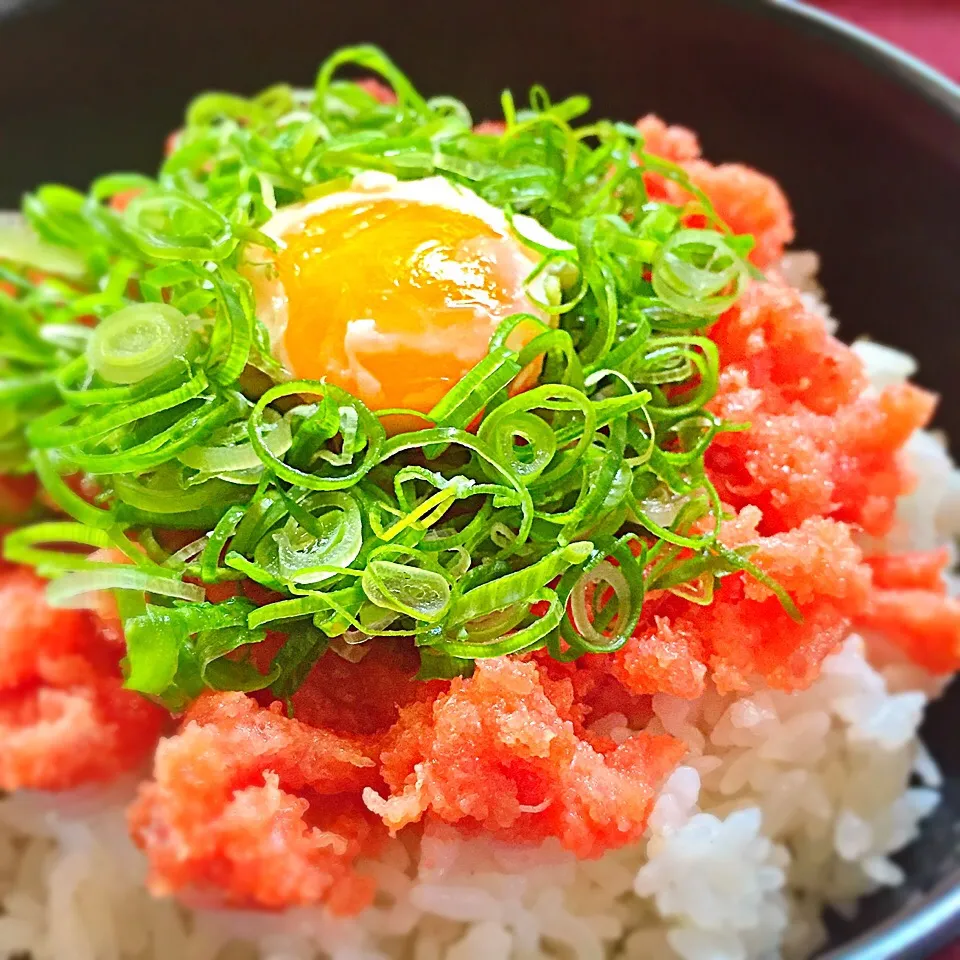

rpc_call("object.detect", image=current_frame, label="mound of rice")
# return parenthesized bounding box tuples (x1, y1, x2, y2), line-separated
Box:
(0, 260, 958, 960)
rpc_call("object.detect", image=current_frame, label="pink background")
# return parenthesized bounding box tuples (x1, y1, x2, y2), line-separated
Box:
(814, 0, 960, 81)
(813, 2, 959, 957)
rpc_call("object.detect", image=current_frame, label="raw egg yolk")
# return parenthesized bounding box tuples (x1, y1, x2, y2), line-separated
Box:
(274, 198, 542, 431)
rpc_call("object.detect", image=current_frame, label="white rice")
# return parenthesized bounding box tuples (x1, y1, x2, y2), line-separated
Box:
(1, 263, 959, 960)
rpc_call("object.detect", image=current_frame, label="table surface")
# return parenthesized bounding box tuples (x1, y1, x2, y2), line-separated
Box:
(814, 0, 960, 81)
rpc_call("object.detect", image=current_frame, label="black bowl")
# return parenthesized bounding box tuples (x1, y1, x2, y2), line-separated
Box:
(1, 0, 959, 955)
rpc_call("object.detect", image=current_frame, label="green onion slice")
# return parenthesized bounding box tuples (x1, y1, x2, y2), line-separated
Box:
(87, 303, 190, 385)
(362, 557, 452, 623)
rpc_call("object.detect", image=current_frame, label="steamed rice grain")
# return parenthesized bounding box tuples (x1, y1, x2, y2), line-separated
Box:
(0, 625, 946, 960)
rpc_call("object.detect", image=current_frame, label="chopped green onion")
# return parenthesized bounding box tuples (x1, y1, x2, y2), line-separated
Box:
(652, 229, 747, 318)
(0, 213, 86, 278)
(0, 46, 797, 704)
(87, 303, 190, 385)
(46, 567, 205, 608)
(362, 560, 452, 623)
(273, 491, 363, 585)
(179, 407, 292, 475)
(452, 541, 592, 625)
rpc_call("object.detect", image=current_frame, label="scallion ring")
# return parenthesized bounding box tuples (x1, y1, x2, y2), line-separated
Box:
(87, 303, 190, 385)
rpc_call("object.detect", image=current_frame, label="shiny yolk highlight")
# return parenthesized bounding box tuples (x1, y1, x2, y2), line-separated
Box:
(273, 198, 541, 430)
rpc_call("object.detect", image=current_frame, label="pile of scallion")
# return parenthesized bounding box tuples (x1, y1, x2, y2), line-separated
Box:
(0, 46, 796, 709)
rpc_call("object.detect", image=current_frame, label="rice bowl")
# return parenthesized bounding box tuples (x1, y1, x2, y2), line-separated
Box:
(0, 45, 958, 960)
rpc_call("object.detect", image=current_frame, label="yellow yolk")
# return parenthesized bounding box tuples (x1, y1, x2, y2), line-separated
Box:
(269, 196, 543, 431)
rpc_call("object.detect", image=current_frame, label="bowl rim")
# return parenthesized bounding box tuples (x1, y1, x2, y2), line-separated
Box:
(728, 6, 960, 958)
(763, 0, 960, 122)
(1, 0, 959, 957)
